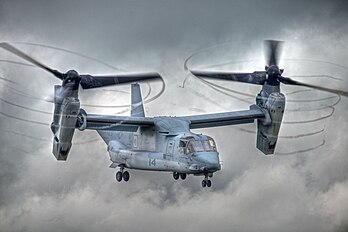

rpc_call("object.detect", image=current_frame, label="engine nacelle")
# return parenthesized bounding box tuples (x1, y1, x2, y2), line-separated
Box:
(52, 97, 80, 161)
(256, 92, 285, 155)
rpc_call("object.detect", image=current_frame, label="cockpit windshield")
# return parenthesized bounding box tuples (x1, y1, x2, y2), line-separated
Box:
(188, 140, 204, 153)
(203, 138, 217, 151)
(179, 136, 217, 154)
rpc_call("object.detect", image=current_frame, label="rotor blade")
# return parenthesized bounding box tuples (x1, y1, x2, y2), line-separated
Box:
(0, 42, 64, 80)
(189, 69, 267, 85)
(79, 72, 162, 89)
(264, 40, 284, 66)
(279, 76, 348, 97)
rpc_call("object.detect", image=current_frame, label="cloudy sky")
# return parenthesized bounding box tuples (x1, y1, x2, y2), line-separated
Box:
(0, 0, 348, 231)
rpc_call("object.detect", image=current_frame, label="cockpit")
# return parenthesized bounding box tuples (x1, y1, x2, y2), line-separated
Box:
(178, 135, 217, 154)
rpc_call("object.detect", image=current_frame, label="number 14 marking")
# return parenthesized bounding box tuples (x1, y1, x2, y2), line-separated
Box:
(149, 159, 156, 167)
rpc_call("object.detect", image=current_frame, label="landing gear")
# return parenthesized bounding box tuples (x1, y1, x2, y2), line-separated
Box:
(201, 173, 212, 188)
(173, 172, 179, 180)
(115, 166, 130, 182)
(206, 179, 212, 187)
(173, 172, 187, 180)
(202, 179, 207, 187)
(123, 171, 130, 182)
(116, 171, 123, 182)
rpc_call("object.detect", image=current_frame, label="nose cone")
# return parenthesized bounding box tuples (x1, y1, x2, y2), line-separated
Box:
(192, 152, 221, 171)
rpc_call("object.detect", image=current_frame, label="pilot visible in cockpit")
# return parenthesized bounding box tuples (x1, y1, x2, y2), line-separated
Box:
(187, 142, 194, 154)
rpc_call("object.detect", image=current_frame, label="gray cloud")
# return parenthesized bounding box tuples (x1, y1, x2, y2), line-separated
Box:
(1, 0, 348, 231)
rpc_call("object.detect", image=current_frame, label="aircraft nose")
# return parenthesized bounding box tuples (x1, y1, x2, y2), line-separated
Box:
(192, 152, 221, 171)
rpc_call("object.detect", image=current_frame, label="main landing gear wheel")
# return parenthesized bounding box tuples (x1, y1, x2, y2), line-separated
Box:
(115, 166, 130, 182)
(173, 172, 187, 180)
(123, 171, 130, 182)
(202, 179, 207, 187)
(173, 172, 179, 180)
(116, 171, 123, 182)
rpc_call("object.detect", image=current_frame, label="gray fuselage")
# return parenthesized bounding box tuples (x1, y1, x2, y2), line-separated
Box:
(100, 117, 221, 175)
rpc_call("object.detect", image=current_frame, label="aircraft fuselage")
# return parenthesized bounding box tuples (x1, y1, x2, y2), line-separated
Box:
(106, 125, 221, 175)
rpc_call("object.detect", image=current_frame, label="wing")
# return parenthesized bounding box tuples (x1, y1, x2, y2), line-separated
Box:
(83, 105, 265, 131)
(85, 114, 154, 132)
(79, 72, 162, 89)
(190, 70, 267, 85)
(179, 105, 265, 129)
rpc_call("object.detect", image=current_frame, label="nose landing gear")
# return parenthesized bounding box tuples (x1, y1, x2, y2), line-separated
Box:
(202, 173, 212, 188)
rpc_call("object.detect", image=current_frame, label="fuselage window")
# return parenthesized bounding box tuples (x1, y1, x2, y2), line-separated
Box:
(179, 140, 188, 153)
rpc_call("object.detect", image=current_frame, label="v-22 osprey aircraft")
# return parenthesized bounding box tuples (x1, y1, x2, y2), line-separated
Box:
(2, 41, 347, 188)
(68, 82, 265, 188)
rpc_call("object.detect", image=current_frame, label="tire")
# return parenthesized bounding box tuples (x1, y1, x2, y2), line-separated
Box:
(206, 179, 212, 187)
(173, 172, 179, 180)
(202, 180, 206, 188)
(116, 171, 123, 182)
(180, 173, 187, 180)
(123, 171, 130, 182)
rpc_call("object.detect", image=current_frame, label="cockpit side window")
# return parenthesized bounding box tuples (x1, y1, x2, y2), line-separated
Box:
(178, 140, 188, 154)
(179, 140, 187, 147)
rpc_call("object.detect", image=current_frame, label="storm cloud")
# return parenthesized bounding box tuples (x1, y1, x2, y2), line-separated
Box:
(0, 0, 348, 232)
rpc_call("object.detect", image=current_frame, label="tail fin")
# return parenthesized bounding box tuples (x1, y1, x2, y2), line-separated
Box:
(131, 83, 145, 117)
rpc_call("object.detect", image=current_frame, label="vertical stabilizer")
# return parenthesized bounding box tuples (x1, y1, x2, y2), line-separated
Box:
(131, 83, 145, 117)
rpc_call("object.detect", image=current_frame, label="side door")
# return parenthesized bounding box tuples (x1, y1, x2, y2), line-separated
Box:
(165, 139, 175, 161)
